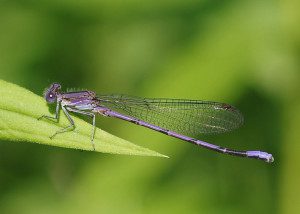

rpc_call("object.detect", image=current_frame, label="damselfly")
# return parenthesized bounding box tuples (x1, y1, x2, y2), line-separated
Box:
(38, 83, 274, 163)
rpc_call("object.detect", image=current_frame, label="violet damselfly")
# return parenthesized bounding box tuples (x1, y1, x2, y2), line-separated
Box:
(38, 83, 274, 163)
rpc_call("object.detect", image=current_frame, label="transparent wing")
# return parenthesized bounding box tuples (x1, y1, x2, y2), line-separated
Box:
(96, 94, 244, 136)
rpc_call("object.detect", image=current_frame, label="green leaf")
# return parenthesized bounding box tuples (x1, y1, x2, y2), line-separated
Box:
(0, 79, 167, 158)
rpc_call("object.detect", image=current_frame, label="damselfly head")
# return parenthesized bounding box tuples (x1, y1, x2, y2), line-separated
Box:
(44, 82, 61, 103)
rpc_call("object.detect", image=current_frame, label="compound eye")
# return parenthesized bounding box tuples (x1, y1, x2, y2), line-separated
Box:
(46, 92, 56, 103)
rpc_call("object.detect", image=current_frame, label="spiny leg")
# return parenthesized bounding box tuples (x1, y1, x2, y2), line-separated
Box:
(50, 105, 75, 139)
(38, 101, 61, 122)
(66, 107, 96, 151)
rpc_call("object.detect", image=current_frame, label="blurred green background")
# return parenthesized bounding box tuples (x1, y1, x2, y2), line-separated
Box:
(0, 0, 299, 213)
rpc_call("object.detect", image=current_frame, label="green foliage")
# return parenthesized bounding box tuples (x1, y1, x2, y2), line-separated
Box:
(0, 79, 167, 157)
